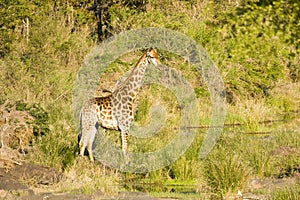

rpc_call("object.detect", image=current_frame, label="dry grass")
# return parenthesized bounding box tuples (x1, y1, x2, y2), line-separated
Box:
(0, 101, 34, 169)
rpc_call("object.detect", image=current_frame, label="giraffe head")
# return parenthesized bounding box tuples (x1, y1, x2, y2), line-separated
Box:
(145, 48, 161, 67)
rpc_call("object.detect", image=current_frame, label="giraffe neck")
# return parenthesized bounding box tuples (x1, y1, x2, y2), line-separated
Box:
(113, 53, 149, 98)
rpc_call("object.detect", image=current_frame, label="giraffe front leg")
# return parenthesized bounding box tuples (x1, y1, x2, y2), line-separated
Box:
(121, 129, 129, 155)
(121, 129, 129, 163)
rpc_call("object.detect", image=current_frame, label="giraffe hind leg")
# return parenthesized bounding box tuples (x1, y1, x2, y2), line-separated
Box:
(87, 123, 97, 162)
(79, 105, 98, 161)
(78, 132, 85, 156)
(79, 137, 94, 162)
(79, 126, 96, 161)
(79, 141, 85, 157)
(87, 144, 94, 162)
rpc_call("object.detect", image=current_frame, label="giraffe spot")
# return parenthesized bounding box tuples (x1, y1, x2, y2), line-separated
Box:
(117, 93, 121, 99)
(121, 98, 127, 104)
(122, 91, 128, 96)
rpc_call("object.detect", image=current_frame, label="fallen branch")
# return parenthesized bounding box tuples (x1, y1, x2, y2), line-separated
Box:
(180, 119, 286, 130)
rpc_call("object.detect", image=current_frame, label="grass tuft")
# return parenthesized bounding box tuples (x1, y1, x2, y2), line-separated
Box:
(204, 147, 251, 197)
(270, 184, 300, 200)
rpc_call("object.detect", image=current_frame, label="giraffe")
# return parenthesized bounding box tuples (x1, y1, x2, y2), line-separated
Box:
(78, 48, 161, 161)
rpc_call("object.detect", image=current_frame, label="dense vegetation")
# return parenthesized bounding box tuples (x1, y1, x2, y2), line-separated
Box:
(0, 0, 299, 199)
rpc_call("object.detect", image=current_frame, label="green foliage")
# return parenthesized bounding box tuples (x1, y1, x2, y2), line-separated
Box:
(0, 0, 94, 171)
(0, 0, 51, 57)
(206, 0, 300, 98)
(29, 102, 78, 170)
(29, 104, 50, 136)
(14, 101, 50, 136)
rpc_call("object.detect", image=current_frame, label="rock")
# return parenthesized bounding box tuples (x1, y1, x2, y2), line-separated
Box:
(19, 193, 92, 200)
(9, 162, 63, 185)
(0, 168, 35, 199)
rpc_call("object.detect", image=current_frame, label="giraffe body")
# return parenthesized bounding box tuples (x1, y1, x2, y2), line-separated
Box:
(78, 49, 161, 161)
